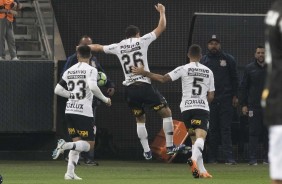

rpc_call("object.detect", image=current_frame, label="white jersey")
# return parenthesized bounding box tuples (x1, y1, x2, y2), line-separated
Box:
(103, 32, 157, 86)
(62, 62, 98, 117)
(168, 62, 215, 112)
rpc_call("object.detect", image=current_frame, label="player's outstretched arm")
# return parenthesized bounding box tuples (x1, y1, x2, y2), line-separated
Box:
(132, 66, 171, 83)
(88, 44, 104, 52)
(153, 3, 166, 38)
(89, 81, 112, 106)
(54, 83, 70, 98)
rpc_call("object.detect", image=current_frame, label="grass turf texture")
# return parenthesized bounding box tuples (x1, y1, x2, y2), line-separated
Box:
(0, 160, 269, 184)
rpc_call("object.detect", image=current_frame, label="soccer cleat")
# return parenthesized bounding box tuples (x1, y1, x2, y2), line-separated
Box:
(143, 150, 152, 160)
(52, 139, 66, 159)
(200, 171, 213, 178)
(166, 144, 191, 155)
(64, 173, 82, 180)
(248, 160, 258, 166)
(84, 159, 99, 166)
(187, 158, 200, 178)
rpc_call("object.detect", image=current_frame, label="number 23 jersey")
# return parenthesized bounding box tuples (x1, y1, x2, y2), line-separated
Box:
(168, 62, 215, 112)
(103, 32, 157, 86)
(62, 62, 98, 117)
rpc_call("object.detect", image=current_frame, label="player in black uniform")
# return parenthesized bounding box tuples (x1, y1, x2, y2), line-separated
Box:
(263, 1, 282, 183)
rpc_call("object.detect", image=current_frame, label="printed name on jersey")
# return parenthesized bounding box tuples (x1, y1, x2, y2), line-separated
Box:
(265, 10, 280, 26)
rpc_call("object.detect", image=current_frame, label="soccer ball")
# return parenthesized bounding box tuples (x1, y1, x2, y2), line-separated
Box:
(0, 175, 3, 184)
(97, 71, 107, 86)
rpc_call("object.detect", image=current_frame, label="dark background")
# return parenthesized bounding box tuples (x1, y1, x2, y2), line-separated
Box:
(0, 0, 275, 161)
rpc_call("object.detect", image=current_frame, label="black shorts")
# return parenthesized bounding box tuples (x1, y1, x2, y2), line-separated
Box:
(65, 113, 96, 141)
(125, 83, 168, 117)
(182, 109, 209, 132)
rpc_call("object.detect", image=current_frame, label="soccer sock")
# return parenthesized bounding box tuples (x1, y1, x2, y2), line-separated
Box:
(67, 150, 80, 175)
(137, 123, 150, 152)
(191, 138, 204, 161)
(197, 155, 207, 173)
(163, 117, 174, 147)
(62, 140, 90, 152)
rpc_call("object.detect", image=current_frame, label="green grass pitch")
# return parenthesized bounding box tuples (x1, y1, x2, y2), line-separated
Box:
(0, 160, 269, 184)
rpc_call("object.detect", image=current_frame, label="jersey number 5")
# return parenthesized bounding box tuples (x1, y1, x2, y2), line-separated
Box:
(122, 52, 144, 74)
(192, 77, 203, 95)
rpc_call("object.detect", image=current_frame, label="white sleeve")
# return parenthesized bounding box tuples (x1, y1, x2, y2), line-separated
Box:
(209, 71, 215, 92)
(54, 84, 70, 98)
(87, 68, 109, 103)
(141, 32, 157, 46)
(167, 66, 185, 81)
(103, 43, 119, 55)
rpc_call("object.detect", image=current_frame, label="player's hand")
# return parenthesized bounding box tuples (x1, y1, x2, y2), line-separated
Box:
(107, 88, 115, 96)
(105, 98, 112, 106)
(242, 106, 248, 116)
(155, 3, 165, 13)
(131, 66, 145, 75)
(232, 96, 238, 107)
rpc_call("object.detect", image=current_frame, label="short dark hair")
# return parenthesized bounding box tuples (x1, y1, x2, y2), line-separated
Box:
(188, 44, 202, 57)
(77, 45, 91, 59)
(256, 45, 265, 51)
(125, 25, 140, 38)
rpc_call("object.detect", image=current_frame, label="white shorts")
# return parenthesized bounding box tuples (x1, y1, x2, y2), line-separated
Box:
(269, 125, 282, 180)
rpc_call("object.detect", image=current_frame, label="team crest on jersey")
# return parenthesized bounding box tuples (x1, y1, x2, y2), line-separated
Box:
(191, 119, 202, 125)
(220, 60, 227, 67)
(248, 111, 254, 117)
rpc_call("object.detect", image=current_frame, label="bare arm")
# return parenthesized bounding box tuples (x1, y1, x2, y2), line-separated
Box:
(152, 3, 166, 38)
(88, 44, 104, 52)
(207, 91, 214, 103)
(131, 66, 172, 83)
(54, 84, 70, 98)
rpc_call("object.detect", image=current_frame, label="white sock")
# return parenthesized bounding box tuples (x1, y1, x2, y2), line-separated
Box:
(197, 156, 207, 173)
(191, 138, 204, 161)
(67, 150, 80, 175)
(163, 117, 174, 147)
(137, 123, 150, 152)
(62, 140, 90, 152)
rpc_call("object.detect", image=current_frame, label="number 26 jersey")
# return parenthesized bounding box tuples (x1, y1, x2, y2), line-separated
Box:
(103, 32, 157, 86)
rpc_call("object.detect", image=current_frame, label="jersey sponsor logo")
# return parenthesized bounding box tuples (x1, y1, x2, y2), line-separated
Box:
(153, 104, 165, 111)
(132, 109, 143, 116)
(191, 119, 202, 126)
(66, 102, 84, 109)
(127, 75, 147, 83)
(68, 128, 76, 135)
(121, 46, 141, 54)
(220, 60, 227, 67)
(77, 130, 89, 137)
(188, 68, 210, 73)
(67, 70, 86, 74)
(188, 72, 209, 78)
(185, 99, 205, 105)
(67, 75, 86, 79)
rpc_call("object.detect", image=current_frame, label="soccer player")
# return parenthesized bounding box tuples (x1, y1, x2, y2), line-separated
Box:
(62, 35, 115, 166)
(132, 44, 215, 178)
(52, 45, 111, 180)
(88, 3, 187, 160)
(263, 1, 282, 183)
